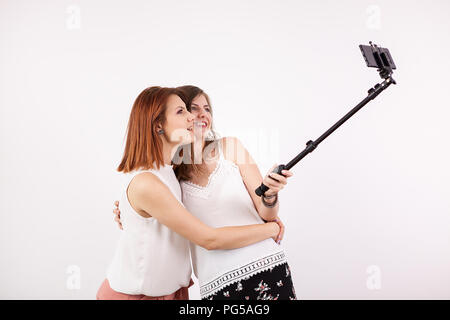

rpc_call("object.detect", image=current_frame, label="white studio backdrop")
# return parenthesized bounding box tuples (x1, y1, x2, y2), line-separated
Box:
(1, 0, 449, 299)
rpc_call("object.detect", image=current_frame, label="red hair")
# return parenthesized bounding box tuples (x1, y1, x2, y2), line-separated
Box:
(117, 86, 183, 173)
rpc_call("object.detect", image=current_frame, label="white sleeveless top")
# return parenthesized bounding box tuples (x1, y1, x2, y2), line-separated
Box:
(180, 141, 287, 299)
(106, 164, 192, 296)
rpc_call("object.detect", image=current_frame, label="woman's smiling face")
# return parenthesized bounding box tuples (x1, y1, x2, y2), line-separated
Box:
(161, 94, 194, 145)
(190, 94, 212, 138)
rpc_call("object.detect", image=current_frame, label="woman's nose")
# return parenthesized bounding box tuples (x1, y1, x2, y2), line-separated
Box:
(197, 109, 206, 118)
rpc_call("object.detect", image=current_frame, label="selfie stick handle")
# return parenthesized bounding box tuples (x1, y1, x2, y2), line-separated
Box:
(255, 76, 396, 197)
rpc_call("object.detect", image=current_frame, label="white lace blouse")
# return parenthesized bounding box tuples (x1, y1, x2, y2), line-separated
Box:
(180, 142, 287, 299)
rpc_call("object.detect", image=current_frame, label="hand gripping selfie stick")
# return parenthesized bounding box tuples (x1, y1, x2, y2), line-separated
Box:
(255, 41, 397, 197)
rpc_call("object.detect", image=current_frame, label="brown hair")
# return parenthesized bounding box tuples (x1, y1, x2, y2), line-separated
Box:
(173, 85, 219, 181)
(117, 86, 184, 173)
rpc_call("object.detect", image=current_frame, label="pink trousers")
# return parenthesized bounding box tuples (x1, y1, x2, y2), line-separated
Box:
(96, 278, 194, 300)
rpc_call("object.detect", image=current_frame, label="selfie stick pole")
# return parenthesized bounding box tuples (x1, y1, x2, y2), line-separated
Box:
(255, 74, 396, 197)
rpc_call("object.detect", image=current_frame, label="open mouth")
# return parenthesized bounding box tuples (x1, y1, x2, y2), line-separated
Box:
(194, 121, 208, 128)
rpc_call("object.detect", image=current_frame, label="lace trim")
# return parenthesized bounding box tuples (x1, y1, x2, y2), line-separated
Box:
(200, 251, 287, 299)
(181, 157, 240, 199)
(182, 158, 221, 190)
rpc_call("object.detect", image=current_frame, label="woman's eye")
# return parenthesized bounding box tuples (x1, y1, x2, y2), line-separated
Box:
(177, 109, 183, 114)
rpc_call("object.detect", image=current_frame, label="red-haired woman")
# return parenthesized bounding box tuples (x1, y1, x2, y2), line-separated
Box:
(96, 86, 282, 300)
(114, 86, 297, 300)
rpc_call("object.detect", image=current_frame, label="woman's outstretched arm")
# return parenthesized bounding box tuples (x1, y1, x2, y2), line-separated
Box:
(128, 172, 280, 250)
(222, 136, 294, 222)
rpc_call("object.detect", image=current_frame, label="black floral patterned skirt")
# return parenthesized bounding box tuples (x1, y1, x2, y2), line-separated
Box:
(202, 262, 297, 300)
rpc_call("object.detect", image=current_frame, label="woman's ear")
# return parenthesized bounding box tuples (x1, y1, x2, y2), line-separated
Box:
(155, 120, 163, 132)
(155, 121, 165, 135)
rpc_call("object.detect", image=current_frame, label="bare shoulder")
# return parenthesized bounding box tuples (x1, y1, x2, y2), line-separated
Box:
(129, 171, 169, 198)
(127, 171, 172, 218)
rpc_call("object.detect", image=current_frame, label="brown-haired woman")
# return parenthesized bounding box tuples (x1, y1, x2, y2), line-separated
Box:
(97, 86, 282, 300)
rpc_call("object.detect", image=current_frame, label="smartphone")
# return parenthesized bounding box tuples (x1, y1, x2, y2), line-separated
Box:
(359, 44, 396, 70)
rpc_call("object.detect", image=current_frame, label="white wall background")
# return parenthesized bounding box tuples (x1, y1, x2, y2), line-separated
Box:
(1, 0, 449, 299)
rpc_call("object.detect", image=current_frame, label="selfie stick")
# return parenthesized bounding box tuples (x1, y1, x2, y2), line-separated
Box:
(255, 42, 397, 197)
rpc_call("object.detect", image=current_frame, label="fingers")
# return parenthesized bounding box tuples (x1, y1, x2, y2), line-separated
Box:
(278, 222, 284, 242)
(270, 170, 294, 183)
(113, 205, 122, 230)
(263, 177, 283, 194)
(277, 218, 285, 244)
(269, 172, 287, 185)
(113, 200, 120, 218)
(263, 165, 294, 196)
(278, 222, 285, 243)
(114, 216, 123, 229)
(281, 169, 293, 177)
(264, 173, 282, 187)
(114, 216, 123, 230)
(267, 165, 293, 178)
(274, 218, 285, 244)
